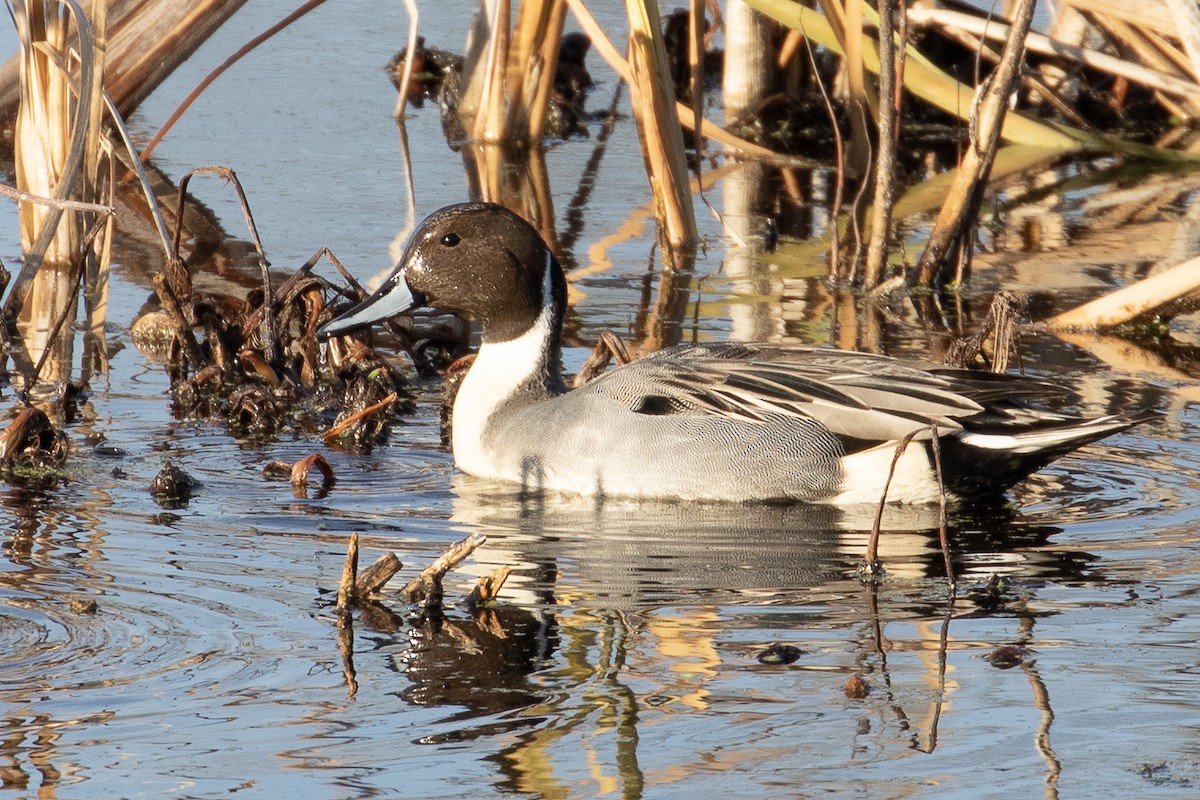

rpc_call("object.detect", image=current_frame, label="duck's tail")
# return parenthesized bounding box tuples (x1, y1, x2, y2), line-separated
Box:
(942, 413, 1149, 497)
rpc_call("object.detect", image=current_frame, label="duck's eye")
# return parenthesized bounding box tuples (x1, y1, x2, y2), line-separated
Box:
(441, 233, 461, 247)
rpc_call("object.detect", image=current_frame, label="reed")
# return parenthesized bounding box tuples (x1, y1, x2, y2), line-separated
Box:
(624, 0, 697, 253)
(914, 0, 1037, 287)
(863, 0, 899, 289)
(5, 0, 112, 390)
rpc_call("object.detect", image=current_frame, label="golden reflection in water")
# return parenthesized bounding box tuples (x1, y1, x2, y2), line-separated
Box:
(0, 484, 112, 796)
(11, 262, 77, 391)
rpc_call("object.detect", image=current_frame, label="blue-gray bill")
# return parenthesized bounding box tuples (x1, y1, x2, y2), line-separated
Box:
(316, 270, 424, 340)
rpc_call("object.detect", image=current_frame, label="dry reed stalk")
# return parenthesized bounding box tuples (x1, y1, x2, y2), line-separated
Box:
(7, 0, 114, 390)
(914, 0, 1036, 288)
(686, 0, 705, 160)
(566, 0, 787, 161)
(507, 0, 567, 143)
(864, 0, 899, 289)
(1142, 26, 1196, 82)
(624, 0, 697, 253)
(0, 0, 250, 126)
(1062, 0, 1173, 34)
(13, 2, 78, 266)
(815, 0, 872, 278)
(1165, 0, 1200, 79)
(908, 6, 1200, 103)
(468, 0, 511, 142)
(394, 0, 419, 117)
(1047, 253, 1200, 330)
(743, 0, 1078, 149)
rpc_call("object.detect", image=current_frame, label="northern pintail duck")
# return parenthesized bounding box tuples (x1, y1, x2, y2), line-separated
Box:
(318, 202, 1143, 504)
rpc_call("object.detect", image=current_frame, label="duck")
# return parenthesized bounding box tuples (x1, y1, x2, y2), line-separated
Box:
(317, 202, 1145, 505)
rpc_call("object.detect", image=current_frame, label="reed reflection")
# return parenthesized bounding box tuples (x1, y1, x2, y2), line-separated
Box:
(377, 480, 1108, 799)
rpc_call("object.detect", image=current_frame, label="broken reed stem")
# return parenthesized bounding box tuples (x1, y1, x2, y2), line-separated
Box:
(356, 553, 402, 598)
(943, 290, 1026, 370)
(0, 183, 113, 214)
(337, 532, 359, 614)
(103, 94, 172, 259)
(624, 0, 697, 254)
(913, 0, 1036, 287)
(1047, 252, 1200, 330)
(152, 273, 206, 371)
(469, 564, 511, 607)
(177, 166, 278, 364)
(400, 533, 487, 604)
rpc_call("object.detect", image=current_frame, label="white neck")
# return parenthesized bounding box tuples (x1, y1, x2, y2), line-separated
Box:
(450, 299, 559, 477)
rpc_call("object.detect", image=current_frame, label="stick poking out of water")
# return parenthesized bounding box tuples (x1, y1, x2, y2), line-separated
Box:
(401, 533, 488, 604)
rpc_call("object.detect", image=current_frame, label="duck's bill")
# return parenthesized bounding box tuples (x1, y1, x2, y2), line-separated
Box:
(317, 273, 424, 340)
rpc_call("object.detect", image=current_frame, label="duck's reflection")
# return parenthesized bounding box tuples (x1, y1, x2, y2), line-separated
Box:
(388, 478, 1098, 798)
(447, 476, 1093, 608)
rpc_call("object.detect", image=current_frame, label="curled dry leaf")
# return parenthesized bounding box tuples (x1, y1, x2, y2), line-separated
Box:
(291, 452, 335, 489)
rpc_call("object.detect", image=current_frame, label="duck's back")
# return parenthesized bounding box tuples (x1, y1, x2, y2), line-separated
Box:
(455, 342, 1139, 504)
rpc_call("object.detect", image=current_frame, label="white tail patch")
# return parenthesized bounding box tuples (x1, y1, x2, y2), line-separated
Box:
(832, 442, 939, 505)
(958, 416, 1126, 454)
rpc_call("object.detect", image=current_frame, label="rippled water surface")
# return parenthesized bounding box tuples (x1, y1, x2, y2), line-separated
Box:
(2, 3, 1200, 798)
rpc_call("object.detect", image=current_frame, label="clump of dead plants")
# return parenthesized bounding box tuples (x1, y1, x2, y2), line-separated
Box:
(138, 166, 424, 448)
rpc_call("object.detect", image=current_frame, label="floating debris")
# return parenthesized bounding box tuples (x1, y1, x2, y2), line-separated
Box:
(986, 645, 1027, 669)
(757, 643, 803, 665)
(262, 453, 335, 498)
(0, 406, 68, 483)
(843, 673, 870, 699)
(149, 461, 197, 507)
(69, 598, 98, 615)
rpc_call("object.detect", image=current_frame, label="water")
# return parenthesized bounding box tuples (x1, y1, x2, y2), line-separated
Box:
(1, 2, 1199, 798)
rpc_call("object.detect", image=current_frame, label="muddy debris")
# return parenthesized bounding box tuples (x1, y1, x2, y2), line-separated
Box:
(757, 643, 803, 665)
(149, 461, 197, 507)
(986, 645, 1028, 669)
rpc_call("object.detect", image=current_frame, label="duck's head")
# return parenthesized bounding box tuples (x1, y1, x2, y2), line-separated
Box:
(317, 202, 566, 344)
